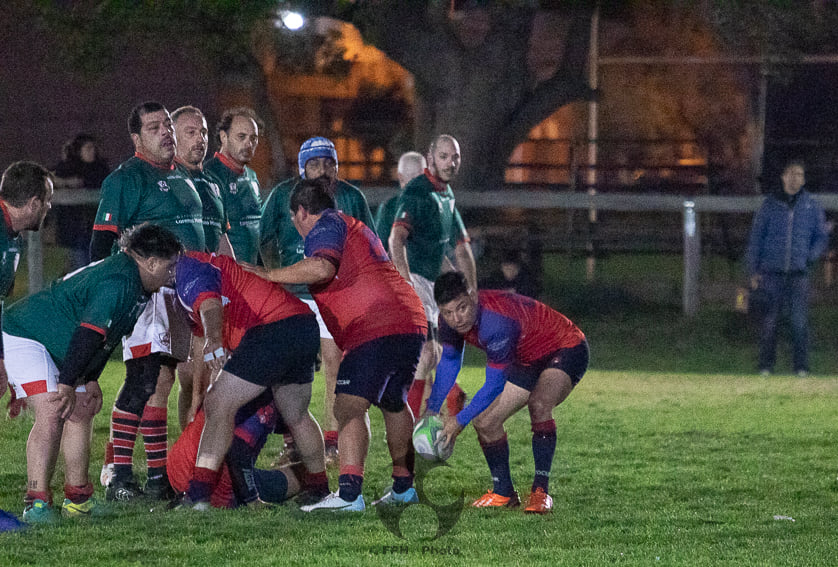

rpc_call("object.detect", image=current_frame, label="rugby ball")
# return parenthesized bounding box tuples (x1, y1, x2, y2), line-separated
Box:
(412, 415, 453, 461)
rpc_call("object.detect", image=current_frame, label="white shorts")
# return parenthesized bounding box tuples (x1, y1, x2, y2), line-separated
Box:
(302, 298, 334, 340)
(410, 273, 438, 330)
(123, 287, 192, 362)
(4, 333, 86, 399)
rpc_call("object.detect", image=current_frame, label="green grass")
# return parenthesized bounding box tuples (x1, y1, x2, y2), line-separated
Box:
(3, 363, 838, 566)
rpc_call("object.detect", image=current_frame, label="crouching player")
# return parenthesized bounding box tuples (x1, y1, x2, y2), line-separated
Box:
(4, 224, 182, 522)
(426, 272, 588, 514)
(173, 251, 329, 508)
(169, 390, 304, 508)
(251, 178, 427, 512)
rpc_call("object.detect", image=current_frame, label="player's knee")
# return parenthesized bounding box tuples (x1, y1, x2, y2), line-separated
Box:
(68, 395, 99, 423)
(333, 398, 367, 425)
(527, 398, 553, 422)
(115, 379, 155, 416)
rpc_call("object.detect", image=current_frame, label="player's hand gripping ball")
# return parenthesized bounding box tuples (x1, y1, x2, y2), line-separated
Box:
(412, 415, 453, 461)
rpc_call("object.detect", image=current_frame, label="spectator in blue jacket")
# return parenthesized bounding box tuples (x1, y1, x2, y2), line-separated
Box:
(746, 160, 829, 377)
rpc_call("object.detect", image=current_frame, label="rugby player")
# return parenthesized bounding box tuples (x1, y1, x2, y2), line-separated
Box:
(204, 107, 263, 264)
(426, 272, 589, 514)
(252, 178, 426, 512)
(7, 224, 182, 523)
(390, 135, 475, 421)
(259, 137, 376, 467)
(92, 101, 203, 501)
(0, 162, 53, 413)
(168, 390, 304, 508)
(374, 151, 426, 255)
(171, 105, 233, 430)
(173, 251, 328, 508)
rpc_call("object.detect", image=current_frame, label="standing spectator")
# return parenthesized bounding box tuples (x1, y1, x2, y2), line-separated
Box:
(390, 134, 476, 418)
(259, 136, 376, 467)
(746, 159, 829, 377)
(204, 108, 263, 264)
(52, 134, 110, 271)
(375, 151, 426, 254)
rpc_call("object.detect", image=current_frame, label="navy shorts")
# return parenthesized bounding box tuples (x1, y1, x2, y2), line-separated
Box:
(224, 314, 319, 387)
(506, 339, 589, 391)
(336, 333, 424, 412)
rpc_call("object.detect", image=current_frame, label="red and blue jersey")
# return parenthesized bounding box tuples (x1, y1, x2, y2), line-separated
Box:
(429, 290, 585, 426)
(174, 252, 311, 350)
(305, 209, 426, 352)
(169, 391, 277, 508)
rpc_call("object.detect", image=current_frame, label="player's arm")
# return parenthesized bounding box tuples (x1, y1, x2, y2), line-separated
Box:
(438, 364, 505, 452)
(260, 256, 336, 286)
(90, 230, 118, 262)
(217, 233, 236, 260)
(454, 240, 477, 292)
(389, 224, 412, 282)
(453, 364, 506, 427)
(53, 325, 107, 419)
(0, 303, 7, 400)
(197, 297, 227, 373)
(424, 343, 464, 416)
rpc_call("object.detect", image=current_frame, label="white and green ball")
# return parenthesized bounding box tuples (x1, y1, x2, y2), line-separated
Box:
(412, 415, 453, 461)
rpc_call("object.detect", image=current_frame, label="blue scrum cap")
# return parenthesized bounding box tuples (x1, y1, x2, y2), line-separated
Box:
(298, 137, 338, 178)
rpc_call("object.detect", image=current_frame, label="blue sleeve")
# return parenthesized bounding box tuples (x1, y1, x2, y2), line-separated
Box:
(426, 343, 463, 413)
(174, 256, 222, 310)
(809, 204, 829, 264)
(455, 365, 506, 427)
(304, 211, 346, 262)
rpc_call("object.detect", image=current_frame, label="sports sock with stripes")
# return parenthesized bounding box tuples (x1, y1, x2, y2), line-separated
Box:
(141, 405, 168, 483)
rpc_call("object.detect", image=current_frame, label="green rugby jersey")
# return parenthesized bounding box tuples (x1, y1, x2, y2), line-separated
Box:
(374, 192, 401, 254)
(393, 172, 468, 282)
(204, 152, 262, 264)
(0, 203, 22, 299)
(94, 154, 205, 252)
(4, 253, 149, 370)
(259, 177, 376, 298)
(176, 161, 227, 253)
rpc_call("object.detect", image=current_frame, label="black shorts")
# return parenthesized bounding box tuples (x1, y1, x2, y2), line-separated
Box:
(506, 340, 589, 391)
(336, 333, 424, 412)
(224, 314, 319, 387)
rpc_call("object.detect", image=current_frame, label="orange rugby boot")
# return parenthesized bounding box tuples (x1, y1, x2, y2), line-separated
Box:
(524, 488, 553, 514)
(471, 490, 520, 508)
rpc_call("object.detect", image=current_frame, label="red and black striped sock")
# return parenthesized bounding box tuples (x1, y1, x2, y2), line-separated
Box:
(140, 405, 168, 482)
(112, 408, 140, 481)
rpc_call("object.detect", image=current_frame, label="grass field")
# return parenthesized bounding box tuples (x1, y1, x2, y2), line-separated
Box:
(2, 360, 838, 566)
(3, 248, 838, 565)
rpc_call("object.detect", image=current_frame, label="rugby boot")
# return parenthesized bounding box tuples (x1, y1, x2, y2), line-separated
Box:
(523, 488, 553, 514)
(22, 499, 57, 524)
(471, 489, 520, 508)
(106, 476, 143, 502)
(300, 491, 365, 512)
(372, 486, 418, 507)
